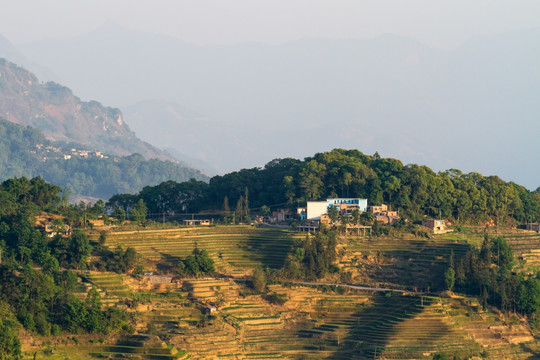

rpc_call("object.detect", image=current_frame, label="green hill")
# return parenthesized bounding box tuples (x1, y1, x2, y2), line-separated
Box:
(0, 117, 208, 198)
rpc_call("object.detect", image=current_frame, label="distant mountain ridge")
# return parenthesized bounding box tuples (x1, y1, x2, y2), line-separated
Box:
(0, 58, 175, 162)
(14, 25, 540, 188)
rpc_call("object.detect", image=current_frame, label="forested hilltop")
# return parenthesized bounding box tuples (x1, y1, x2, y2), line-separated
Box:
(111, 149, 540, 225)
(0, 117, 208, 199)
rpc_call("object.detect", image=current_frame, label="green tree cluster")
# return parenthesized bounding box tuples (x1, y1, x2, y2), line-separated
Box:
(109, 149, 540, 225)
(0, 176, 135, 347)
(282, 230, 338, 280)
(455, 236, 540, 317)
(0, 118, 208, 199)
(175, 248, 215, 277)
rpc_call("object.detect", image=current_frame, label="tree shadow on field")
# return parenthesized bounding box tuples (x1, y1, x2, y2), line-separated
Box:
(297, 293, 436, 359)
(245, 230, 295, 269)
(518, 342, 540, 359)
(156, 251, 183, 272)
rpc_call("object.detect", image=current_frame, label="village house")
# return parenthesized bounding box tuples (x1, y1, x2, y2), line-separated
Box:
(297, 198, 369, 233)
(422, 219, 450, 234)
(328, 198, 368, 215)
(36, 222, 71, 237)
(272, 209, 294, 223)
(368, 204, 401, 225)
(303, 198, 368, 221)
(183, 219, 211, 226)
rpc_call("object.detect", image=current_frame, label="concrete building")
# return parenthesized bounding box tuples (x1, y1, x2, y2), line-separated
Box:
(272, 209, 293, 222)
(369, 203, 400, 225)
(305, 198, 368, 221)
(306, 201, 330, 220)
(422, 219, 448, 234)
(328, 198, 368, 214)
(183, 219, 211, 226)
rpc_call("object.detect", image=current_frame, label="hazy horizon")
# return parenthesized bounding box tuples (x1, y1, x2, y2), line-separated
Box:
(2, 1, 540, 49)
(1, 1, 539, 190)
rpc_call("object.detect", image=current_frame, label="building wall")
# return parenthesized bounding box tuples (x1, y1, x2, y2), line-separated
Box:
(307, 201, 330, 220)
(327, 198, 368, 212)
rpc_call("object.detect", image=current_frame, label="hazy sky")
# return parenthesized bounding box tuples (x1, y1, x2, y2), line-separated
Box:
(3, 0, 540, 48)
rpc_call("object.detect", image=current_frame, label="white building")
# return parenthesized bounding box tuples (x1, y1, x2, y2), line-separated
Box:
(306, 201, 329, 220)
(305, 198, 368, 221)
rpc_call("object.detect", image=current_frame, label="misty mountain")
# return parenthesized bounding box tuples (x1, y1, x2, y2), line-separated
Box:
(0, 34, 56, 81)
(16, 24, 540, 188)
(0, 58, 178, 162)
(121, 100, 219, 175)
(0, 117, 208, 200)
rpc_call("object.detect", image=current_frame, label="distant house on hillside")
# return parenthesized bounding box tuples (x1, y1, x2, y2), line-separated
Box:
(272, 209, 293, 223)
(368, 203, 401, 225)
(526, 223, 540, 232)
(304, 198, 368, 221)
(183, 219, 211, 226)
(422, 219, 449, 234)
(327, 198, 368, 215)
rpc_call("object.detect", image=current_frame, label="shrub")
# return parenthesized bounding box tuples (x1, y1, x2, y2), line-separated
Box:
(267, 292, 288, 305)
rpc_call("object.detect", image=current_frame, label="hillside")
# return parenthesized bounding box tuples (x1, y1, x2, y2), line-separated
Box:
(1, 174, 539, 359)
(0, 58, 174, 161)
(0, 117, 208, 199)
(19, 225, 534, 360)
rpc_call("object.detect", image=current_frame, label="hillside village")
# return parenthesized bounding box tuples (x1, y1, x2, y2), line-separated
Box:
(252, 197, 451, 236)
(32, 143, 109, 161)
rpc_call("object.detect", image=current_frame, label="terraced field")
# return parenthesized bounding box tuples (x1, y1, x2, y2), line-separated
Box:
(21, 225, 540, 359)
(342, 237, 471, 291)
(502, 231, 540, 274)
(91, 226, 302, 275)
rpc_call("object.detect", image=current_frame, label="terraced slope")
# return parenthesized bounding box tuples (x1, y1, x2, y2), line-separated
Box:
(502, 231, 540, 274)
(342, 237, 471, 291)
(93, 226, 301, 275)
(25, 226, 535, 359)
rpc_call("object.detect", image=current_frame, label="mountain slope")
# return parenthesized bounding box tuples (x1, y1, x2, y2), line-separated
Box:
(0, 58, 173, 162)
(0, 117, 208, 199)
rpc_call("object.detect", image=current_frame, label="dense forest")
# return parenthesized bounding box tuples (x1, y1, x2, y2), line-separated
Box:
(109, 149, 540, 225)
(0, 118, 208, 199)
(0, 177, 137, 358)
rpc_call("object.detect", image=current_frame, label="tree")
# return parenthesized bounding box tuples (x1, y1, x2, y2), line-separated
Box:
(0, 320, 21, 360)
(184, 255, 200, 276)
(122, 247, 138, 272)
(432, 354, 448, 360)
(113, 208, 126, 224)
(260, 205, 271, 216)
(129, 199, 147, 224)
(444, 268, 455, 291)
(69, 230, 91, 268)
(351, 209, 361, 225)
(222, 196, 231, 221)
(283, 176, 295, 203)
(235, 196, 244, 223)
(243, 187, 250, 219)
(327, 206, 340, 223)
(197, 249, 215, 273)
(98, 230, 107, 247)
(252, 267, 266, 293)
